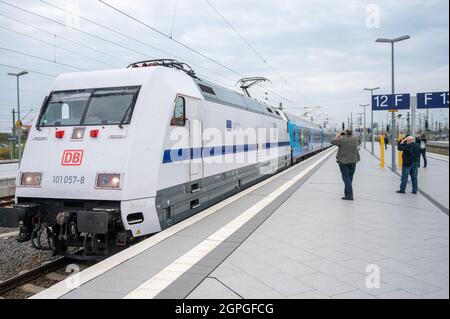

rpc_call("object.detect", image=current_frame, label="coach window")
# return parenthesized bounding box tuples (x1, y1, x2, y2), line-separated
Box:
(171, 96, 185, 126)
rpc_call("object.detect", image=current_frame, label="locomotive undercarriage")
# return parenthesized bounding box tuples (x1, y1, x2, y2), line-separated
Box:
(1, 198, 132, 260)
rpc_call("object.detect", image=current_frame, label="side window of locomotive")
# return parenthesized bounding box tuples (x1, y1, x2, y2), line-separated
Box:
(171, 97, 186, 127)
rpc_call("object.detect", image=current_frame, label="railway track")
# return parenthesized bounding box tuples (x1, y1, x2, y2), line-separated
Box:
(0, 251, 94, 299)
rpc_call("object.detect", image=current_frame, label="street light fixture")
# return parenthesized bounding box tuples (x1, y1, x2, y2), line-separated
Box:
(7, 70, 28, 164)
(364, 87, 381, 154)
(375, 35, 410, 172)
(359, 104, 370, 150)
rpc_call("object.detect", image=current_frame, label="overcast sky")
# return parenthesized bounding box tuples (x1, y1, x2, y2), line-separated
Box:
(0, 0, 449, 132)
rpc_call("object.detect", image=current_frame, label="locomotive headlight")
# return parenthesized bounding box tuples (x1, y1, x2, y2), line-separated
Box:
(96, 173, 122, 190)
(20, 172, 42, 187)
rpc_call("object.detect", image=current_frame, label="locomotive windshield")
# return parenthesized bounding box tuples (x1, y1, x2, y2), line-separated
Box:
(38, 86, 141, 127)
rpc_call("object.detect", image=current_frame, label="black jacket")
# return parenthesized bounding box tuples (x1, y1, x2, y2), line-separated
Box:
(416, 137, 427, 151)
(398, 142, 421, 166)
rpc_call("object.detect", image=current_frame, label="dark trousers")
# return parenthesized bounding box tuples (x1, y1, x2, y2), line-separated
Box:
(339, 163, 357, 199)
(400, 162, 419, 193)
(418, 149, 427, 167)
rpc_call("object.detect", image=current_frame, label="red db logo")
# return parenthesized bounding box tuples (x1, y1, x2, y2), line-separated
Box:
(61, 150, 84, 166)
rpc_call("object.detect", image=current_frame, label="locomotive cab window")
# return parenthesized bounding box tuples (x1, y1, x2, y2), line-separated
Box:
(38, 86, 141, 127)
(84, 87, 140, 125)
(39, 91, 91, 126)
(171, 96, 186, 127)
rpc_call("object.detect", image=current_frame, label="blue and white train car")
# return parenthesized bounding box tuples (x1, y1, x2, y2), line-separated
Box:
(285, 113, 324, 163)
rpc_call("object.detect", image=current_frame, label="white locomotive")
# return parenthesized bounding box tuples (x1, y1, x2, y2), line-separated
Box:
(0, 60, 330, 258)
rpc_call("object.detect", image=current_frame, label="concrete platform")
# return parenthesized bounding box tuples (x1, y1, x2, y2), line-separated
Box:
(32, 147, 449, 299)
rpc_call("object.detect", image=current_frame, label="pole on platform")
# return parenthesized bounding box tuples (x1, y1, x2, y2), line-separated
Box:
(364, 88, 380, 154)
(7, 70, 28, 164)
(11, 109, 16, 159)
(411, 96, 417, 137)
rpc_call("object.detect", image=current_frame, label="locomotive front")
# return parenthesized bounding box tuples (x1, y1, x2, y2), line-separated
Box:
(0, 69, 152, 258)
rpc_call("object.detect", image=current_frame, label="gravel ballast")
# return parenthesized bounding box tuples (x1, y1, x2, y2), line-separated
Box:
(0, 230, 56, 281)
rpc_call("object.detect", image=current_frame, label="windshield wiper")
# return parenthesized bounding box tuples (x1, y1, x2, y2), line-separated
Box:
(119, 101, 133, 129)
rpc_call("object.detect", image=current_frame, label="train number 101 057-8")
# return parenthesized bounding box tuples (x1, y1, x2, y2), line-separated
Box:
(52, 175, 85, 185)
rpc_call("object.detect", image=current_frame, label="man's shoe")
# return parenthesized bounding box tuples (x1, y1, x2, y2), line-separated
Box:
(412, 191, 418, 195)
(396, 190, 406, 194)
(342, 197, 354, 201)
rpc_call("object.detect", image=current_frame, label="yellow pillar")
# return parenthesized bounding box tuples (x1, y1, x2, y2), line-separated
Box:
(379, 136, 385, 169)
(397, 135, 403, 170)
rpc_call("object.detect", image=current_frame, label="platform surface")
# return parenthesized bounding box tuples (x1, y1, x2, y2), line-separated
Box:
(33, 147, 449, 299)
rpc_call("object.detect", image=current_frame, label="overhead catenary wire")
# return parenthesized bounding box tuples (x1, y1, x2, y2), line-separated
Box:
(38, 0, 239, 86)
(0, 46, 88, 71)
(1, 0, 304, 112)
(0, 12, 129, 64)
(98, 0, 244, 79)
(204, 0, 317, 106)
(2, 0, 294, 104)
(0, 63, 56, 77)
(0, 0, 238, 87)
(0, 85, 45, 94)
(0, 24, 120, 68)
(0, 0, 150, 60)
(97, 0, 302, 108)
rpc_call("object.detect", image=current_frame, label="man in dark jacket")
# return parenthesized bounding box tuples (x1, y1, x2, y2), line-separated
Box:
(416, 133, 428, 168)
(331, 129, 361, 201)
(397, 136, 421, 194)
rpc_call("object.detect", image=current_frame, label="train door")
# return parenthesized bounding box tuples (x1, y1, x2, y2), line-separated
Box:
(186, 97, 204, 190)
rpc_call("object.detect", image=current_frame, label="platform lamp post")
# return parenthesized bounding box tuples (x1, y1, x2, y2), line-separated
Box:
(376, 35, 410, 172)
(364, 87, 380, 155)
(359, 104, 370, 150)
(7, 70, 28, 164)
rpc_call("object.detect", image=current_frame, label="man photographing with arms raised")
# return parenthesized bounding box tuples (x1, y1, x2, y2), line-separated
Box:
(332, 129, 361, 201)
(397, 136, 421, 194)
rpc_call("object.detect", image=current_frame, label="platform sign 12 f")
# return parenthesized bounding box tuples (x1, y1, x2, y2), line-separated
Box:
(372, 94, 411, 112)
(417, 92, 449, 109)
